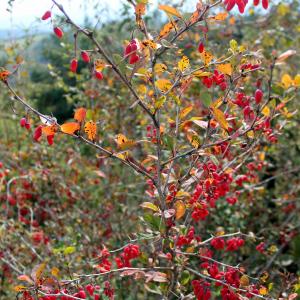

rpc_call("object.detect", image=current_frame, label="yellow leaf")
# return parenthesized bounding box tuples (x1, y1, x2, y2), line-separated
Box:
(193, 70, 212, 77)
(14, 285, 27, 292)
(115, 151, 129, 160)
(60, 122, 80, 135)
(84, 121, 97, 141)
(180, 105, 193, 119)
(64, 246, 76, 255)
(51, 267, 60, 278)
(94, 59, 109, 72)
(281, 74, 293, 89)
(115, 134, 136, 150)
(262, 106, 271, 117)
(175, 200, 186, 220)
(211, 107, 228, 130)
(31, 262, 46, 283)
(259, 286, 268, 296)
(214, 12, 228, 21)
(155, 96, 167, 109)
(140, 202, 160, 212)
(178, 56, 190, 72)
(216, 63, 232, 76)
(294, 74, 300, 86)
(158, 4, 182, 18)
(154, 63, 168, 73)
(240, 275, 250, 287)
(74, 107, 87, 122)
(155, 79, 172, 93)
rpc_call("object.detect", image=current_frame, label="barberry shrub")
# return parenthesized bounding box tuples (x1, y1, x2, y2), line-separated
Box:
(0, 0, 300, 299)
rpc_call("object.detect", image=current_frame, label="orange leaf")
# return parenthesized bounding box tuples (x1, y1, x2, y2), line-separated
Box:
(0, 69, 10, 81)
(84, 121, 97, 141)
(115, 134, 136, 150)
(42, 125, 57, 136)
(74, 107, 86, 122)
(214, 12, 228, 21)
(175, 200, 186, 220)
(216, 63, 232, 76)
(60, 122, 80, 135)
(158, 4, 182, 18)
(136, 3, 146, 16)
(31, 262, 46, 283)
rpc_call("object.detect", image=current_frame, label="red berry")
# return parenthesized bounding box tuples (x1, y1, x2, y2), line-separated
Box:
(70, 58, 78, 73)
(198, 42, 204, 53)
(20, 117, 27, 127)
(47, 135, 54, 146)
(94, 71, 103, 80)
(81, 51, 90, 63)
(33, 125, 43, 142)
(262, 0, 268, 9)
(124, 44, 132, 57)
(253, 0, 260, 6)
(53, 27, 63, 39)
(255, 89, 263, 104)
(226, 0, 236, 11)
(25, 122, 31, 130)
(41, 10, 51, 20)
(129, 54, 140, 64)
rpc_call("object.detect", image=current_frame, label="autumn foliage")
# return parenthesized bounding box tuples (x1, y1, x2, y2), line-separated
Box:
(0, 0, 300, 299)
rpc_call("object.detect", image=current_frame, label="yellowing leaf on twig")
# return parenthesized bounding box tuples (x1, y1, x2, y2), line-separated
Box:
(180, 105, 193, 119)
(140, 202, 160, 212)
(200, 50, 214, 65)
(154, 63, 168, 73)
(175, 200, 186, 220)
(214, 12, 228, 21)
(155, 79, 172, 93)
(193, 70, 212, 77)
(158, 21, 178, 39)
(158, 4, 182, 18)
(216, 63, 232, 76)
(178, 56, 190, 72)
(211, 107, 228, 130)
(115, 134, 136, 150)
(84, 121, 97, 141)
(60, 122, 80, 135)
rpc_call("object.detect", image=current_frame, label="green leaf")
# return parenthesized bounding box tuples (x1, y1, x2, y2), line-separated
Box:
(201, 92, 212, 107)
(180, 270, 190, 285)
(63, 246, 76, 255)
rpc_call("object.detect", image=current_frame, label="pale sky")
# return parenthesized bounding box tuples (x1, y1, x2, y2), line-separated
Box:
(0, 0, 122, 30)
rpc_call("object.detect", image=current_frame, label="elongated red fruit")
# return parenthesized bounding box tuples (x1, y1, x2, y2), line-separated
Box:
(33, 126, 43, 142)
(253, 0, 260, 6)
(41, 11, 51, 20)
(70, 59, 78, 73)
(94, 71, 103, 80)
(198, 42, 204, 53)
(129, 54, 140, 64)
(53, 27, 63, 38)
(47, 135, 54, 146)
(255, 89, 263, 104)
(262, 0, 268, 9)
(81, 51, 90, 63)
(20, 117, 27, 128)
